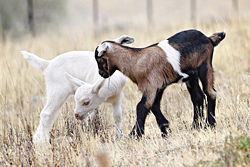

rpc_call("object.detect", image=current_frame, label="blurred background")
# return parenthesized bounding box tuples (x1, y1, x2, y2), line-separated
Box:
(0, 0, 250, 41)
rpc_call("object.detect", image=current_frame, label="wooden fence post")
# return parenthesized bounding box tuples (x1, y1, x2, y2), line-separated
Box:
(27, 0, 35, 36)
(190, 0, 196, 27)
(93, 0, 99, 37)
(232, 0, 239, 21)
(147, 0, 153, 28)
(0, 14, 3, 42)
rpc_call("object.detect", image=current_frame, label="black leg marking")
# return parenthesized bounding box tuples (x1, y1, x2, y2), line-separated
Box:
(206, 95, 216, 127)
(129, 96, 150, 138)
(151, 88, 170, 137)
(186, 77, 205, 129)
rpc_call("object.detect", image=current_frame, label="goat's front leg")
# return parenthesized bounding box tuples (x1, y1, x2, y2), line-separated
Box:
(151, 88, 170, 137)
(34, 89, 69, 144)
(111, 92, 123, 138)
(129, 96, 150, 138)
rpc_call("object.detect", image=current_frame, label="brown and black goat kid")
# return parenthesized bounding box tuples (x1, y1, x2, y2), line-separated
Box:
(95, 30, 226, 138)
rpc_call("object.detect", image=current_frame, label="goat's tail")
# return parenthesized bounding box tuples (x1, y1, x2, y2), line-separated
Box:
(209, 31, 226, 47)
(21, 51, 50, 71)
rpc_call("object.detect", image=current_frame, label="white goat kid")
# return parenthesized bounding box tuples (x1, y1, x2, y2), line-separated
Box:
(21, 35, 132, 143)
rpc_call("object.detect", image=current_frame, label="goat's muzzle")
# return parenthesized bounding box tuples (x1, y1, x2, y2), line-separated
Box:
(98, 69, 109, 78)
(75, 113, 84, 120)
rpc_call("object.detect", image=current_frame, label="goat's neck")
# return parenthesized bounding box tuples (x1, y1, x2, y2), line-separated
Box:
(98, 73, 124, 100)
(110, 47, 138, 81)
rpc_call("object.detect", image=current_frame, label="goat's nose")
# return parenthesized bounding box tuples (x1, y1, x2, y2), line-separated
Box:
(75, 113, 79, 119)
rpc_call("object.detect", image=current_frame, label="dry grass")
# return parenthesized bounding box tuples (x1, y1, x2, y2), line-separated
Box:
(0, 18, 249, 166)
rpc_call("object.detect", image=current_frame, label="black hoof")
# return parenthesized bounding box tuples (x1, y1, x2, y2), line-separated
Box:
(203, 121, 216, 130)
(161, 128, 171, 138)
(192, 121, 203, 130)
(129, 126, 143, 139)
(159, 123, 171, 138)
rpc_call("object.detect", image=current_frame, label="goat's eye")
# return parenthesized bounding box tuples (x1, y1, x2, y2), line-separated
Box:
(82, 101, 90, 106)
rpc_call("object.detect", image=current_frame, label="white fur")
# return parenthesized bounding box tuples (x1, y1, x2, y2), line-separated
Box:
(158, 40, 189, 79)
(97, 35, 134, 57)
(21, 51, 49, 71)
(97, 43, 109, 57)
(22, 50, 127, 143)
(113, 35, 135, 44)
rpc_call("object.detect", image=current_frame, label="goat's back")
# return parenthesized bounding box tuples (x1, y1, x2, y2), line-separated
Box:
(44, 51, 100, 85)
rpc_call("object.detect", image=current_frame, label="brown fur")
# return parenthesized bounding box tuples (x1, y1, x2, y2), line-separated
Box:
(206, 59, 216, 99)
(209, 35, 218, 43)
(209, 32, 226, 46)
(103, 43, 180, 107)
(170, 43, 213, 70)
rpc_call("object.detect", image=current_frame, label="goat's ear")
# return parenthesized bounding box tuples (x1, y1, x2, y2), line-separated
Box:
(113, 35, 134, 44)
(65, 72, 86, 91)
(91, 78, 105, 94)
(97, 43, 108, 57)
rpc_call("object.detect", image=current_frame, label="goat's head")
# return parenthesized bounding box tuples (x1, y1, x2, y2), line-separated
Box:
(65, 72, 105, 120)
(95, 35, 134, 78)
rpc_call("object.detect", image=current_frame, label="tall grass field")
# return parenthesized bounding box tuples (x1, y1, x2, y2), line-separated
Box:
(0, 19, 249, 166)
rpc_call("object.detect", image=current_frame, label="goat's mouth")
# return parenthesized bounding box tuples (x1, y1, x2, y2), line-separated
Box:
(75, 113, 87, 120)
(99, 69, 109, 78)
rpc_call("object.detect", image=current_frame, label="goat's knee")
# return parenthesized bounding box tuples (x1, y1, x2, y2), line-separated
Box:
(207, 88, 216, 100)
(40, 110, 58, 127)
(113, 110, 122, 124)
(145, 93, 156, 109)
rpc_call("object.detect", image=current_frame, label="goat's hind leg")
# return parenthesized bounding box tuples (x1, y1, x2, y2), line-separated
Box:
(34, 86, 70, 143)
(198, 63, 216, 128)
(186, 77, 205, 129)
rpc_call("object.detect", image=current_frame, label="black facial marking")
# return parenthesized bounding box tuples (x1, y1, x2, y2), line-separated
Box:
(94, 46, 99, 59)
(95, 45, 109, 78)
(96, 57, 109, 78)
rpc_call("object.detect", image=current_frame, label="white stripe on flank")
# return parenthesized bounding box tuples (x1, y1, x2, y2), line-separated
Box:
(158, 40, 188, 79)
